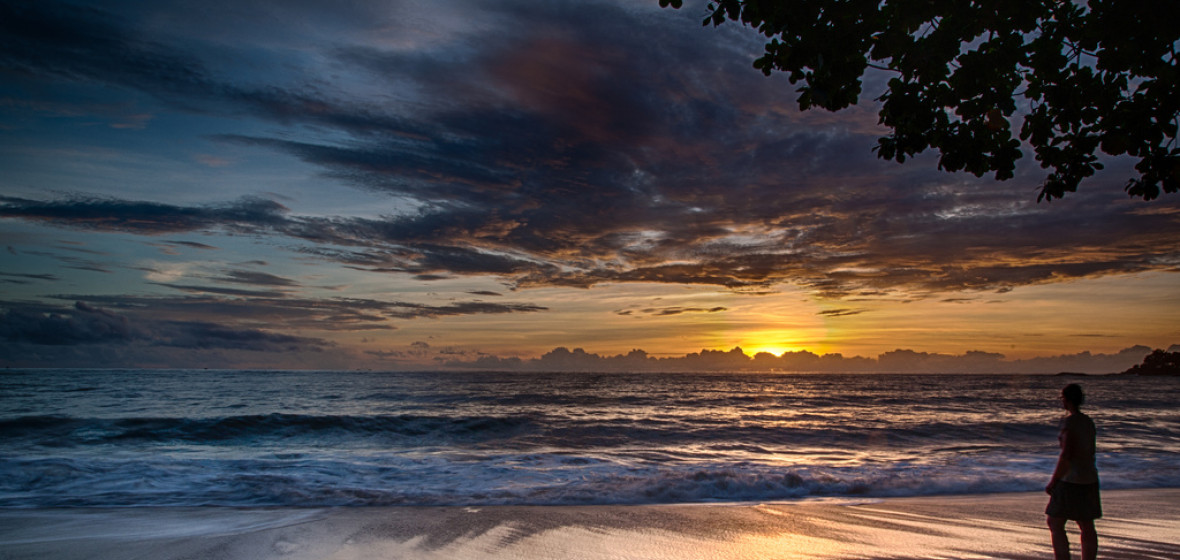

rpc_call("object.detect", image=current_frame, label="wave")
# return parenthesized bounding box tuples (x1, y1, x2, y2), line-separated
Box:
(0, 413, 537, 446)
(3, 453, 1175, 508)
(1, 413, 1061, 454)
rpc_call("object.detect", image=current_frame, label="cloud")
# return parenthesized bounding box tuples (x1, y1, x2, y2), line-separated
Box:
(211, 270, 299, 287)
(620, 306, 728, 317)
(0, 195, 289, 235)
(817, 308, 865, 317)
(167, 240, 218, 250)
(62, 263, 113, 274)
(377, 300, 547, 320)
(152, 283, 292, 298)
(0, 299, 332, 352)
(21, 292, 545, 332)
(0, 1, 434, 138)
(0, 289, 548, 366)
(0, 272, 59, 283)
(876, 349, 1006, 372)
(1, 299, 1163, 372)
(145, 240, 219, 255)
(0, 301, 140, 345)
(445, 344, 1158, 374)
(154, 320, 331, 352)
(365, 340, 437, 361)
(1, 0, 1178, 303)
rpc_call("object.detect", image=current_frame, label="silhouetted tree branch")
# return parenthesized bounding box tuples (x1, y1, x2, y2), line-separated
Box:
(1122, 349, 1180, 376)
(660, 0, 1180, 200)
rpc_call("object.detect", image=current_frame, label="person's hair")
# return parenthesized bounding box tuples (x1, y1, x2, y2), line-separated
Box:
(1062, 383, 1085, 408)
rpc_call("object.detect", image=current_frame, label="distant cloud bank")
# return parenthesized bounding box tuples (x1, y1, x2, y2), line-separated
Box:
(444, 345, 1165, 375)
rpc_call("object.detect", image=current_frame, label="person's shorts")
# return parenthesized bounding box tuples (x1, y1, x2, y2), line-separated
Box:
(1046, 480, 1102, 520)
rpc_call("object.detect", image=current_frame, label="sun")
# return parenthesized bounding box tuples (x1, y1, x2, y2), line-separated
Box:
(731, 324, 828, 357)
(744, 345, 795, 357)
(687, 289, 832, 358)
(740, 335, 809, 356)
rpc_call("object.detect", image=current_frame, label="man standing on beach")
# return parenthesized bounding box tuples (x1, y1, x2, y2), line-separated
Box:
(1045, 383, 1101, 560)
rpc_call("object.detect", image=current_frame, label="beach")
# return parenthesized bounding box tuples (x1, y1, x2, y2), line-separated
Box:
(4, 371, 1177, 558)
(3, 489, 1178, 560)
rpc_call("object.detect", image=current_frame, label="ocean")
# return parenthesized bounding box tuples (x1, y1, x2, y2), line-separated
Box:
(1, 369, 1176, 507)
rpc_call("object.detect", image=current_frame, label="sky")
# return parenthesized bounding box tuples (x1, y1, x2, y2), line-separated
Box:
(1, 0, 1177, 372)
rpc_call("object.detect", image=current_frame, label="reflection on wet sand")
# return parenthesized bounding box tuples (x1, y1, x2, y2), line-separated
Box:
(1, 490, 1177, 560)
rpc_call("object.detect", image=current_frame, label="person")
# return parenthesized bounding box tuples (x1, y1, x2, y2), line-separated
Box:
(1045, 383, 1101, 560)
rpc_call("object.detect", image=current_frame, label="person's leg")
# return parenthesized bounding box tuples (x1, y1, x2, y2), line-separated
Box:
(1047, 516, 1071, 560)
(1077, 519, 1097, 560)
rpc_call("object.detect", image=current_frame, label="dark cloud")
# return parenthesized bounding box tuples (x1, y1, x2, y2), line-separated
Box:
(0, 289, 541, 361)
(408, 244, 550, 276)
(377, 300, 547, 320)
(364, 340, 435, 361)
(155, 320, 331, 352)
(63, 263, 112, 274)
(0, 285, 549, 364)
(22, 249, 116, 274)
(0, 195, 289, 234)
(0, 299, 330, 351)
(51, 243, 107, 256)
(244, 0, 1180, 296)
(365, 349, 414, 359)
(0, 272, 59, 282)
(3, 182, 1176, 302)
(212, 270, 298, 287)
(0, 301, 139, 345)
(0, 2, 206, 93)
(152, 283, 291, 298)
(1, 0, 1177, 302)
(817, 308, 865, 317)
(166, 240, 218, 250)
(0, 301, 336, 367)
(622, 306, 728, 317)
(0, 2, 431, 137)
(45, 293, 544, 329)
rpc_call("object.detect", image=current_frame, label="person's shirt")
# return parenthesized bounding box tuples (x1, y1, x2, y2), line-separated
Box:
(1058, 412, 1099, 484)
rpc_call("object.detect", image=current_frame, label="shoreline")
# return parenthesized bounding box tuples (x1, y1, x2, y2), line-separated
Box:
(2, 489, 1178, 559)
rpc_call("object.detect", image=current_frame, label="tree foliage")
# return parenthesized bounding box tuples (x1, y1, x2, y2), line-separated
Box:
(1123, 349, 1180, 376)
(660, 0, 1180, 200)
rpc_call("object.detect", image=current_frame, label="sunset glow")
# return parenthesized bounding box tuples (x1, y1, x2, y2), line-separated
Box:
(0, 0, 1176, 371)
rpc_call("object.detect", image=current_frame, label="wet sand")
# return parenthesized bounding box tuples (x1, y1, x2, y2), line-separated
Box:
(2, 489, 1177, 559)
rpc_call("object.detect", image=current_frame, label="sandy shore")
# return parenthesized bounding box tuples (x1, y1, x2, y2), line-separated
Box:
(2, 489, 1178, 559)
